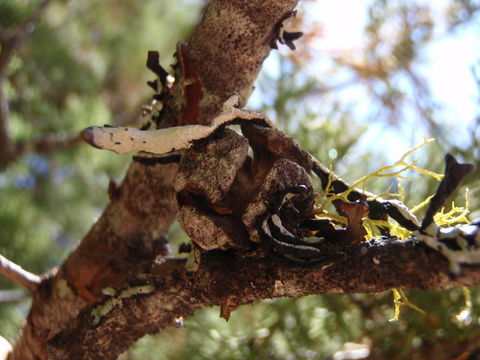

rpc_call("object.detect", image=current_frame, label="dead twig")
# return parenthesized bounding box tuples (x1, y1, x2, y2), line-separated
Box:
(0, 0, 56, 170)
(0, 254, 41, 292)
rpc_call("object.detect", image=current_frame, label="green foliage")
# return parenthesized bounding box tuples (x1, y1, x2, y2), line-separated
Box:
(0, 0, 198, 341)
(123, 290, 480, 359)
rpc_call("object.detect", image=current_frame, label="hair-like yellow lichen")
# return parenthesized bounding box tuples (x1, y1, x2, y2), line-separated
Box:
(315, 138, 443, 238)
(389, 289, 426, 322)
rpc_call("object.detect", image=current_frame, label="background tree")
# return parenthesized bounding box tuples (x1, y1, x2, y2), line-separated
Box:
(0, 0, 479, 359)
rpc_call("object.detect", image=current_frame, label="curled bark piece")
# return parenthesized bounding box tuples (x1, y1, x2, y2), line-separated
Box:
(242, 158, 313, 243)
(175, 128, 249, 206)
(179, 205, 251, 251)
(241, 123, 312, 169)
(81, 95, 274, 155)
(242, 122, 420, 233)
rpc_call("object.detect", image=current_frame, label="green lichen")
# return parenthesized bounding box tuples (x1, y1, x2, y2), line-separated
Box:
(91, 284, 155, 326)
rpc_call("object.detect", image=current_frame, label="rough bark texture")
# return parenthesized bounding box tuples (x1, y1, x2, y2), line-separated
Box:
(46, 240, 480, 359)
(9, 0, 299, 359)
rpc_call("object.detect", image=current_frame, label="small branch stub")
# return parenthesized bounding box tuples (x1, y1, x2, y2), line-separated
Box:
(0, 254, 41, 292)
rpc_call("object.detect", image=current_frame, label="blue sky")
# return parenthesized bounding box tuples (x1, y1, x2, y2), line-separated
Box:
(251, 1, 479, 162)
(314, 0, 478, 125)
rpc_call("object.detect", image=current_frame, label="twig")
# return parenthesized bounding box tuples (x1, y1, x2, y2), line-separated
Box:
(15, 133, 82, 156)
(0, 0, 56, 170)
(0, 102, 144, 171)
(7, 0, 55, 51)
(0, 254, 41, 292)
(0, 0, 55, 76)
(0, 133, 83, 171)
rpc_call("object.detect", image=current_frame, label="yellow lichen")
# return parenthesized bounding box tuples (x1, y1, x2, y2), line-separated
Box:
(389, 289, 425, 322)
(456, 286, 473, 325)
(315, 138, 443, 239)
(410, 189, 470, 228)
(313, 140, 475, 322)
(362, 218, 412, 239)
(434, 189, 471, 226)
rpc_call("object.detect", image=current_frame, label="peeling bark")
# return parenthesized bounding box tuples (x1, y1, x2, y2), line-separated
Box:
(170, 0, 298, 123)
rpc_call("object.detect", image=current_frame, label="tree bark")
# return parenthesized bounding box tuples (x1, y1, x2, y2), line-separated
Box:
(46, 241, 480, 359)
(9, 0, 299, 359)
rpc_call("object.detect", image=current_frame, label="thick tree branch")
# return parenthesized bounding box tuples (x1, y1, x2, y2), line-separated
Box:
(169, 0, 298, 123)
(46, 238, 480, 360)
(10, 1, 299, 359)
(0, 254, 41, 292)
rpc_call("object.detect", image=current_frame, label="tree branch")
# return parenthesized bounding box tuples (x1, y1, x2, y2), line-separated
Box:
(10, 1, 299, 359)
(0, 336, 12, 360)
(0, 254, 41, 292)
(2, 0, 55, 54)
(46, 238, 480, 360)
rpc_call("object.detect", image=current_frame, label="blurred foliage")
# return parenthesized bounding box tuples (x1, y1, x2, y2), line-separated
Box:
(1, 0, 480, 359)
(0, 0, 199, 341)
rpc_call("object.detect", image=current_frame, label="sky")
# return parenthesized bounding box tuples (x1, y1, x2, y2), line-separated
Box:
(314, 0, 478, 124)
(251, 0, 479, 163)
